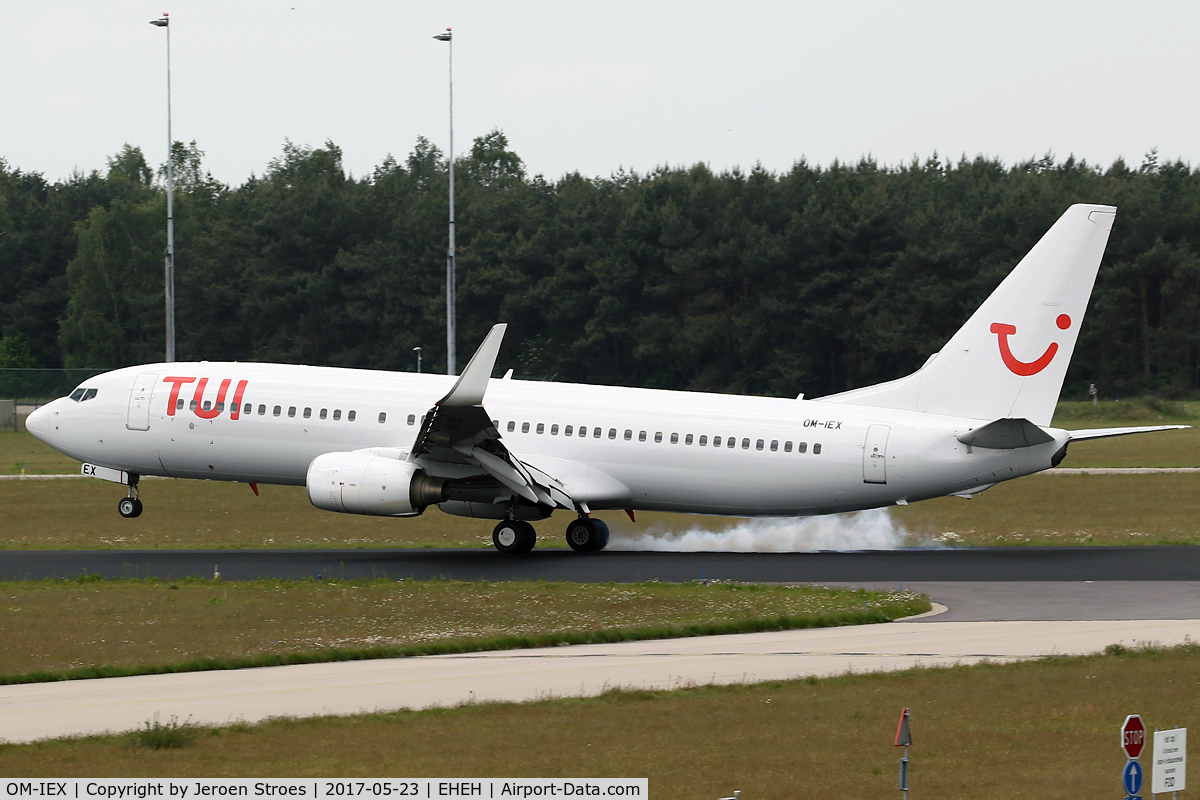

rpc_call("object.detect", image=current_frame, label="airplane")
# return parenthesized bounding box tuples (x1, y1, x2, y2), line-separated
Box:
(25, 203, 1188, 554)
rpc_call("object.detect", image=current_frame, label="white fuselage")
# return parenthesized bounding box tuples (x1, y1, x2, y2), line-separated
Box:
(27, 362, 1068, 517)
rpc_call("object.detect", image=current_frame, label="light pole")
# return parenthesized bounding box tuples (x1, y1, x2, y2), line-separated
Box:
(413, 346, 422, 374)
(433, 27, 455, 375)
(149, 12, 175, 363)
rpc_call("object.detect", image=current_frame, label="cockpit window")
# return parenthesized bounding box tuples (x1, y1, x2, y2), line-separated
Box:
(70, 388, 98, 402)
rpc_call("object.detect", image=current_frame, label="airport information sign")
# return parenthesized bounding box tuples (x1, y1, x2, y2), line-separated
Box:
(1153, 728, 1187, 794)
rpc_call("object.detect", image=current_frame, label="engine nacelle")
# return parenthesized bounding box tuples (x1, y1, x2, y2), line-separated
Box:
(306, 452, 447, 516)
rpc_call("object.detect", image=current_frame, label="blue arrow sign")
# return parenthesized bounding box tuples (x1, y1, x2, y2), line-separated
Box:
(1124, 759, 1144, 795)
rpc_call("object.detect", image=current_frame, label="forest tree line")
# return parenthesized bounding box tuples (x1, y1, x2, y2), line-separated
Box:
(2, 132, 1199, 401)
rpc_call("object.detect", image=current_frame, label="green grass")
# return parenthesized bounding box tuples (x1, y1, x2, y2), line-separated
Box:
(0, 577, 927, 681)
(1, 641, 1194, 799)
(0, 426, 81, 475)
(892, 472, 1200, 545)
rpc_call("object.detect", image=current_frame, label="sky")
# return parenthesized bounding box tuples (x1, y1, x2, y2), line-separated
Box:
(4, 1, 1199, 186)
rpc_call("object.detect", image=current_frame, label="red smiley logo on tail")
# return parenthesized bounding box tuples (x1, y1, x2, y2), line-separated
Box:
(990, 314, 1071, 376)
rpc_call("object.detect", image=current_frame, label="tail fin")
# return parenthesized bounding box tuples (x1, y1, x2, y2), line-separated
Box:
(823, 204, 1116, 426)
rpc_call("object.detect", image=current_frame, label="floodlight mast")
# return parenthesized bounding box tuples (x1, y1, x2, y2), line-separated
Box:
(434, 27, 455, 375)
(149, 12, 175, 363)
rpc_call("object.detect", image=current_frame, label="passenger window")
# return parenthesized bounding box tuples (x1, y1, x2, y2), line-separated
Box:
(639, 431, 647, 442)
(654, 432, 663, 443)
(580, 426, 589, 437)
(624, 429, 633, 441)
(82, 389, 97, 401)
(522, 422, 530, 433)
(507, 421, 516, 432)
(378, 412, 386, 423)
(203, 401, 212, 412)
(408, 414, 416, 426)
(755, 439, 764, 450)
(594, 427, 602, 439)
(784, 441, 793, 452)
(288, 406, 296, 418)
(536, 423, 544, 434)
(564, 425, 574, 436)
(606, 428, 614, 439)
(273, 405, 281, 417)
(798, 442, 808, 453)
(333, 409, 342, 421)
(304, 408, 312, 419)
(178, 399, 185, 411)
(670, 433, 679, 444)
(320, 408, 328, 420)
(685, 434, 693, 445)
(813, 443, 822, 455)
(728, 437, 736, 449)
(70, 389, 85, 401)
(190, 400, 198, 411)
(551, 424, 559, 435)
(770, 440, 778, 452)
(258, 405, 266, 415)
(348, 410, 356, 422)
(243, 403, 251, 414)
(712, 436, 721, 447)
(699, 435, 708, 446)
(742, 438, 750, 449)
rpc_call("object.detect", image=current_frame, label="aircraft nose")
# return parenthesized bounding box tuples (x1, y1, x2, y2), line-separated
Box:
(24, 403, 53, 441)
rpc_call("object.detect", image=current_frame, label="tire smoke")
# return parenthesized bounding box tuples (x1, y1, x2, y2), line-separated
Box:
(607, 509, 908, 552)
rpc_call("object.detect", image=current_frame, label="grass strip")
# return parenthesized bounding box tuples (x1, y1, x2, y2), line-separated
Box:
(2, 639, 1194, 796)
(0, 602, 924, 687)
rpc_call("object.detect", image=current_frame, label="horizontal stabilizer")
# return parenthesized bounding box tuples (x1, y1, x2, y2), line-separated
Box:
(957, 418, 1054, 449)
(1068, 424, 1191, 442)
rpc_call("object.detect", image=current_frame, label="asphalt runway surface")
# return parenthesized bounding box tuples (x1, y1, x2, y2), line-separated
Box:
(3, 544, 1199, 583)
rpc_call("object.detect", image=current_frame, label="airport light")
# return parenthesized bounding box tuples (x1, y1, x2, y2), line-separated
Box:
(413, 346, 422, 374)
(433, 27, 455, 375)
(149, 12, 175, 362)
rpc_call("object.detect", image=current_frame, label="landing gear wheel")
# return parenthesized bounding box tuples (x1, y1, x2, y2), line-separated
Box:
(118, 497, 143, 518)
(493, 520, 536, 554)
(565, 518, 609, 552)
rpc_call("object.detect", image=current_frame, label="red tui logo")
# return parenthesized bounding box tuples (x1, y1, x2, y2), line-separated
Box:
(991, 314, 1071, 376)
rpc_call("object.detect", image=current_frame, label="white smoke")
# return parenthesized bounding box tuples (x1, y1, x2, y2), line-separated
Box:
(607, 509, 908, 552)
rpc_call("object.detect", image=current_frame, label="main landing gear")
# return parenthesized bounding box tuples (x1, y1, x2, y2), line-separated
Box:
(117, 474, 142, 518)
(491, 515, 612, 554)
(565, 517, 609, 553)
(492, 519, 536, 554)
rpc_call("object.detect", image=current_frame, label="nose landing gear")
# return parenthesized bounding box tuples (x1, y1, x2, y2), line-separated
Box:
(117, 474, 143, 518)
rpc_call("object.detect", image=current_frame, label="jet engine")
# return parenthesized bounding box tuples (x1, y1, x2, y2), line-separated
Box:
(306, 452, 447, 516)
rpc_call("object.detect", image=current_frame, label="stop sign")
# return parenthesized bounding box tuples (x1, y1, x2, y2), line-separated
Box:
(1122, 715, 1146, 758)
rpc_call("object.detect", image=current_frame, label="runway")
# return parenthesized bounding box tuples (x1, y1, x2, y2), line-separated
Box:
(4, 544, 1200, 582)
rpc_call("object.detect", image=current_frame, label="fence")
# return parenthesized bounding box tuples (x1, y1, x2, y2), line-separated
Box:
(0, 368, 111, 404)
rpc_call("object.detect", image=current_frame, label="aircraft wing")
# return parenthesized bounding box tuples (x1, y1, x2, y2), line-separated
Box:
(1068, 424, 1191, 441)
(408, 324, 575, 510)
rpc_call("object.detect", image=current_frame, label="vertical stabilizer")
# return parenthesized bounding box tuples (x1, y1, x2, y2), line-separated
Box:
(823, 204, 1116, 426)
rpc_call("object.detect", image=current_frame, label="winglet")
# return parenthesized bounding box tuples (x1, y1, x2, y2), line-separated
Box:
(438, 324, 507, 407)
